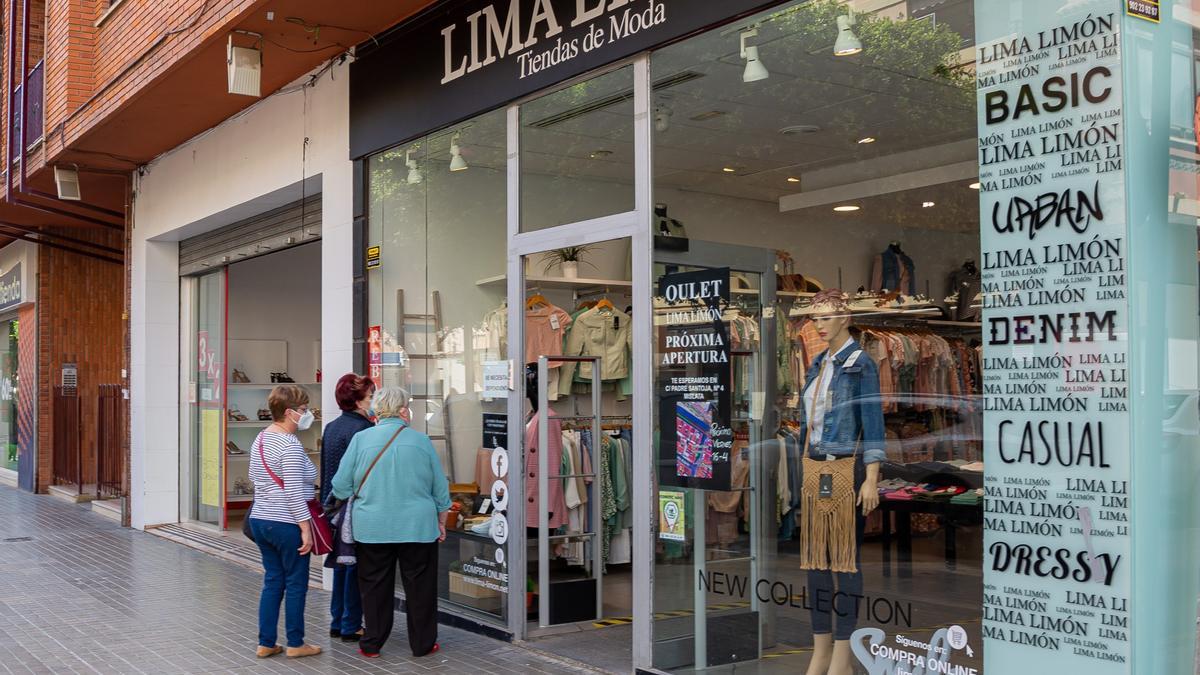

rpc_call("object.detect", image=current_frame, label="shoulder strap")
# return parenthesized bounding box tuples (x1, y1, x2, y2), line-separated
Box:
(258, 435, 285, 489)
(354, 424, 406, 499)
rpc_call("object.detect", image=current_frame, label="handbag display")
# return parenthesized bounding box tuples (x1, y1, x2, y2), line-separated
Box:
(251, 436, 335, 556)
(329, 424, 406, 566)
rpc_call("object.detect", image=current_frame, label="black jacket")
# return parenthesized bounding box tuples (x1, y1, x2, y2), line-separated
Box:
(320, 410, 374, 503)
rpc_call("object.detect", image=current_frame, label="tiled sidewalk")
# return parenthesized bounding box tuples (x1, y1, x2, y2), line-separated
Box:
(0, 485, 599, 674)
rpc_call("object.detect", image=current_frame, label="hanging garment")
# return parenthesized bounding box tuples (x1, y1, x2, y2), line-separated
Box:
(524, 411, 568, 529)
(557, 305, 633, 390)
(526, 303, 573, 400)
(870, 247, 916, 295)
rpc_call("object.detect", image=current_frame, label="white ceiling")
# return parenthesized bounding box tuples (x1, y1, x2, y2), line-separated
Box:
(385, 1, 979, 234)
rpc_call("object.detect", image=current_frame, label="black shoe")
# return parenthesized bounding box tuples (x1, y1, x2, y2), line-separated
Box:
(341, 630, 364, 643)
(329, 629, 341, 638)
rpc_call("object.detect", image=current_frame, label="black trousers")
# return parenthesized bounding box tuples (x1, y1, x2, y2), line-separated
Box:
(356, 541, 439, 656)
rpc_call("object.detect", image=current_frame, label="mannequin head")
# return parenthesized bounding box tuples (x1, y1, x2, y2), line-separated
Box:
(810, 288, 853, 350)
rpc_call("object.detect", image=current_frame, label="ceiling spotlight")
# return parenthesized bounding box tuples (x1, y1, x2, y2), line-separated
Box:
(834, 14, 863, 56)
(857, 136, 876, 144)
(655, 104, 673, 133)
(227, 35, 262, 97)
(969, 182, 981, 190)
(786, 177, 801, 183)
(922, 201, 936, 208)
(740, 29, 769, 83)
(54, 166, 81, 200)
(449, 133, 468, 172)
(405, 149, 423, 185)
(723, 166, 738, 173)
(833, 205, 860, 212)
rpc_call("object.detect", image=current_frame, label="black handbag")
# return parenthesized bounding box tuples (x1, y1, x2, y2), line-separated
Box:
(242, 513, 256, 541)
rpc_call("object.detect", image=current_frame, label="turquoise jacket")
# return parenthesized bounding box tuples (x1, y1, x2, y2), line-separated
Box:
(330, 418, 451, 544)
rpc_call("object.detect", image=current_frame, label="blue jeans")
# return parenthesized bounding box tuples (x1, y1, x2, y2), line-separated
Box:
(330, 565, 362, 634)
(250, 518, 310, 648)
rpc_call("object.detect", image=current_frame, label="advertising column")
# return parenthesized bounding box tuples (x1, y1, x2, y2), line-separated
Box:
(975, 3, 1131, 672)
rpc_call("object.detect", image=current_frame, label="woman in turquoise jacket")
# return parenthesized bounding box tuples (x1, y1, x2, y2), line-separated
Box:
(331, 386, 451, 659)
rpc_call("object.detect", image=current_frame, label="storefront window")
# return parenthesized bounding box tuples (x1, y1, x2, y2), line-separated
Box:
(0, 319, 17, 474)
(520, 66, 636, 231)
(367, 107, 510, 622)
(650, 1, 981, 670)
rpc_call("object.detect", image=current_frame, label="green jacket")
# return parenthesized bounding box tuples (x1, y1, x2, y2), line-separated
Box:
(331, 418, 451, 544)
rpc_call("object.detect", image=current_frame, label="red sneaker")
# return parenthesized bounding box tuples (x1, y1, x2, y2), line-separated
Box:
(359, 648, 380, 659)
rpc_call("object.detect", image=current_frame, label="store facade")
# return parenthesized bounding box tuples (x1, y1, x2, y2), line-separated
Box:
(0, 241, 35, 493)
(350, 0, 1200, 673)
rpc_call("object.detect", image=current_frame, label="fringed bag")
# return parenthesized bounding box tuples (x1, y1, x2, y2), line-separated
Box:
(798, 454, 858, 573)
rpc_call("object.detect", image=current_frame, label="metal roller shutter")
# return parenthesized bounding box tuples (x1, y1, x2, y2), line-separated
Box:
(178, 196, 321, 275)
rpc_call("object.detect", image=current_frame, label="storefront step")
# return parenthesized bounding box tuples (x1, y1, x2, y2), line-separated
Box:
(90, 498, 124, 522)
(147, 522, 324, 589)
(46, 483, 95, 504)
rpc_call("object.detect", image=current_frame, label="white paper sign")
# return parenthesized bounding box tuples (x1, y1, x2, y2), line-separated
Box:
(482, 360, 512, 398)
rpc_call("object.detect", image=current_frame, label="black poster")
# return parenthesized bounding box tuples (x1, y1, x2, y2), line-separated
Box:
(350, 0, 781, 158)
(657, 268, 732, 491)
(483, 413, 507, 450)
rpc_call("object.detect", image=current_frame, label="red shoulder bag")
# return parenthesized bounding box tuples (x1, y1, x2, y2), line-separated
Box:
(258, 437, 334, 556)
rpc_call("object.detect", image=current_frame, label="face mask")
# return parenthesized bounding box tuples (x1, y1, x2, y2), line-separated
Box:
(293, 409, 315, 431)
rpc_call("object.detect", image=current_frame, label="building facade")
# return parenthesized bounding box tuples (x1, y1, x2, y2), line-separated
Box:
(31, 0, 1200, 673)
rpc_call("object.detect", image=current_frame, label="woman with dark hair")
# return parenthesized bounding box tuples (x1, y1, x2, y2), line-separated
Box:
(321, 374, 376, 643)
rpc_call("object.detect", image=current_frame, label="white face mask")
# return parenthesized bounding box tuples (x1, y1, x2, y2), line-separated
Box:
(292, 409, 315, 431)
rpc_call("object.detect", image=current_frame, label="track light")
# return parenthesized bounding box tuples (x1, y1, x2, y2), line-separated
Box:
(449, 133, 468, 172)
(740, 29, 769, 83)
(405, 150, 423, 185)
(834, 14, 862, 56)
(654, 104, 673, 133)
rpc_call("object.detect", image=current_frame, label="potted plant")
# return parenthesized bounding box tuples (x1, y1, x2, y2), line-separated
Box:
(541, 245, 597, 279)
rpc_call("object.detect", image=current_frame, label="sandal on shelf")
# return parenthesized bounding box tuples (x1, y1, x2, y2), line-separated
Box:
(231, 369, 251, 384)
(226, 441, 245, 455)
(228, 408, 249, 422)
(257, 409, 272, 421)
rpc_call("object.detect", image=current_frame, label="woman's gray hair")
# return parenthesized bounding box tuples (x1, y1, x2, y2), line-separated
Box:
(372, 386, 412, 418)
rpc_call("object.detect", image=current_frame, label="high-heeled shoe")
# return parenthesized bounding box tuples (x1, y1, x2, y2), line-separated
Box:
(231, 369, 251, 383)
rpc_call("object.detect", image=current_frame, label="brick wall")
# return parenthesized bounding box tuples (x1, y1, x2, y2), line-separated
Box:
(35, 227, 123, 491)
(43, 0, 99, 139)
(43, 0, 257, 152)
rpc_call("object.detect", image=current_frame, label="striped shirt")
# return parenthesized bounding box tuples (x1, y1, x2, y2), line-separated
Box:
(249, 431, 316, 524)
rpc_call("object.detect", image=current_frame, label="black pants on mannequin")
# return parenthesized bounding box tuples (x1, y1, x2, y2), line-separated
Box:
(356, 541, 439, 656)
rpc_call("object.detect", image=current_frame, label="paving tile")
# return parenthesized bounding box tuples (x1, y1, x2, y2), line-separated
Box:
(0, 485, 601, 675)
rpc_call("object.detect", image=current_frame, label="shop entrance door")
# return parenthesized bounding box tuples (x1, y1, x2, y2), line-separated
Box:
(184, 270, 226, 527)
(517, 236, 636, 637)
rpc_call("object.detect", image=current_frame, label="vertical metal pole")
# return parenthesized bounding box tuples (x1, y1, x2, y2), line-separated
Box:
(538, 356, 550, 628)
(504, 102, 526, 639)
(591, 359, 602, 620)
(631, 51, 655, 671)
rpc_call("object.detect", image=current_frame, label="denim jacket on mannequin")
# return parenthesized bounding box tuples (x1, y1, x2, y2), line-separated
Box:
(798, 339, 886, 464)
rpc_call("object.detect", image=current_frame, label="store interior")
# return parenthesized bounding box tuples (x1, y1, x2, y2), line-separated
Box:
(220, 243, 323, 532)
(366, 0, 982, 671)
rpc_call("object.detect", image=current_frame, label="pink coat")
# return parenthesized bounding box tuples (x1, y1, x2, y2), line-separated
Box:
(525, 411, 569, 529)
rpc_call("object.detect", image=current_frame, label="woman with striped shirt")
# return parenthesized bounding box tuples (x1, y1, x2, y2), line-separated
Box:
(247, 385, 322, 659)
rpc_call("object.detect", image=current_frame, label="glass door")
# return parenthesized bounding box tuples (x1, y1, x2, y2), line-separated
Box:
(651, 241, 778, 671)
(518, 237, 634, 635)
(0, 318, 17, 476)
(187, 270, 225, 526)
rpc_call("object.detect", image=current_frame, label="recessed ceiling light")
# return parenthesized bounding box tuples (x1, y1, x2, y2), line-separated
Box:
(780, 124, 821, 136)
(857, 136, 876, 144)
(786, 177, 800, 183)
(969, 182, 981, 190)
(590, 150, 613, 159)
(833, 205, 860, 212)
(690, 110, 727, 122)
(723, 166, 738, 173)
(922, 201, 936, 208)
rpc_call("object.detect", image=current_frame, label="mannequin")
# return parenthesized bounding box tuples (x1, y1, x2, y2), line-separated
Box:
(797, 290, 885, 675)
(947, 260, 981, 322)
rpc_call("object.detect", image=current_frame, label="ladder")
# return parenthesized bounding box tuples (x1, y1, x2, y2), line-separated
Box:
(396, 289, 455, 479)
